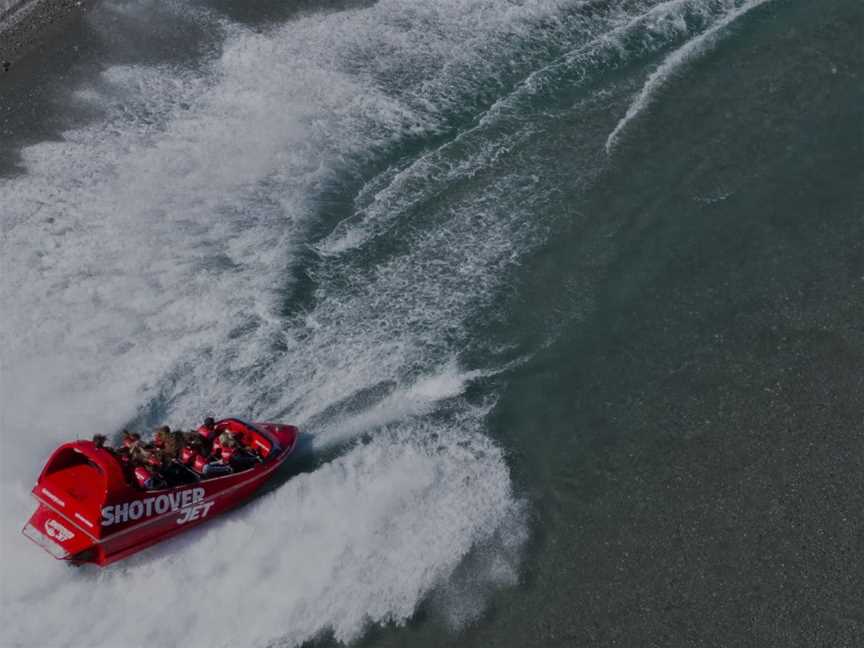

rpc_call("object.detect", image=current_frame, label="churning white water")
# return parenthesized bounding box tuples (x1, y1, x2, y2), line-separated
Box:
(0, 0, 584, 645)
(0, 0, 769, 645)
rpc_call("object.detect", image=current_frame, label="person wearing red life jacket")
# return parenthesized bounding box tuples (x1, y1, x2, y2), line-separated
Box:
(216, 430, 259, 471)
(220, 443, 238, 463)
(121, 430, 141, 449)
(146, 449, 165, 471)
(197, 417, 218, 444)
(192, 453, 209, 474)
(216, 429, 236, 449)
(183, 430, 201, 449)
(133, 465, 166, 490)
(181, 433, 205, 464)
(162, 429, 185, 461)
(191, 430, 234, 477)
(210, 428, 239, 460)
(114, 430, 135, 465)
(132, 451, 167, 490)
(180, 444, 196, 466)
(153, 425, 172, 449)
(127, 436, 148, 466)
(146, 433, 199, 486)
(181, 432, 220, 476)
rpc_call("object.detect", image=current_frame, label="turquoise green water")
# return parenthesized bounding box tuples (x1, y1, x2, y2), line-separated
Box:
(1, 1, 862, 646)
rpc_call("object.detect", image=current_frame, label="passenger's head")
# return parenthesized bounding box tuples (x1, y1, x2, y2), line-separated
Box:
(92, 434, 107, 449)
(122, 430, 141, 448)
(204, 417, 215, 429)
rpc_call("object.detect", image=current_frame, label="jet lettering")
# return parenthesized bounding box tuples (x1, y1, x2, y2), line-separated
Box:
(176, 501, 215, 525)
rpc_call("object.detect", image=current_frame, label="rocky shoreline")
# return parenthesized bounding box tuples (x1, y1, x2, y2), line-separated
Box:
(0, 0, 90, 72)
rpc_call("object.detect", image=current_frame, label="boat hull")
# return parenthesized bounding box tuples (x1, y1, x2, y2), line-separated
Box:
(23, 420, 298, 566)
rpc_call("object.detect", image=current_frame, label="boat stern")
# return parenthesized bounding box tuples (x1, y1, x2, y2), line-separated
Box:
(22, 504, 97, 562)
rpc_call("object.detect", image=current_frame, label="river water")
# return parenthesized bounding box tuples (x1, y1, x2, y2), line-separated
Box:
(1, 1, 862, 646)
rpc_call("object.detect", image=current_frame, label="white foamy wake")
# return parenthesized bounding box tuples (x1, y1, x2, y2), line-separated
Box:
(0, 0, 587, 645)
(605, 0, 774, 153)
(311, 0, 772, 260)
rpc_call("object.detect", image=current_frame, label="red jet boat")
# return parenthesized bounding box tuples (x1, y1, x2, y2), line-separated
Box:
(22, 418, 298, 566)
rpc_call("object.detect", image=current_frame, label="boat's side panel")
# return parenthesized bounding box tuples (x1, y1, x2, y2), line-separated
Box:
(96, 476, 266, 565)
(96, 451, 291, 564)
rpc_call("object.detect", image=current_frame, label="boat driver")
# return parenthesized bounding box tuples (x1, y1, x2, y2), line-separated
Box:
(215, 429, 259, 470)
(216, 429, 238, 450)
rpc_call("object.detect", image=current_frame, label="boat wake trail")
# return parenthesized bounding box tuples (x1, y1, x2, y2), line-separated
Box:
(605, 0, 774, 154)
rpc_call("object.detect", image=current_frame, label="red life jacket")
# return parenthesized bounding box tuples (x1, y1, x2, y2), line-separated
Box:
(146, 453, 162, 468)
(180, 446, 195, 465)
(134, 466, 153, 489)
(220, 446, 236, 464)
(192, 454, 208, 473)
(197, 424, 217, 442)
(211, 436, 223, 453)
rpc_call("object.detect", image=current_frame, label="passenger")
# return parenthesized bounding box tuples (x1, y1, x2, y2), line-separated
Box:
(197, 433, 235, 477)
(217, 429, 236, 449)
(214, 428, 246, 454)
(222, 442, 258, 471)
(129, 444, 146, 467)
(133, 465, 166, 491)
(145, 449, 165, 471)
(162, 429, 186, 461)
(197, 417, 218, 444)
(122, 430, 141, 449)
(153, 425, 171, 449)
(123, 433, 148, 466)
(147, 443, 193, 486)
(180, 443, 195, 466)
(210, 429, 229, 456)
(181, 433, 204, 465)
(191, 453, 209, 474)
(219, 443, 237, 464)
